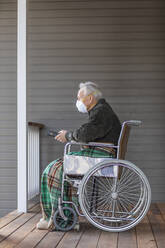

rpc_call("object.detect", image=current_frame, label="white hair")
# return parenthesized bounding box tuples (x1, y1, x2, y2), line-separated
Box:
(79, 81, 102, 100)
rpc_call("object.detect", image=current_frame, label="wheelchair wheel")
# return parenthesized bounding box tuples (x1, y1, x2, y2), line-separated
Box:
(79, 159, 151, 232)
(53, 207, 78, 231)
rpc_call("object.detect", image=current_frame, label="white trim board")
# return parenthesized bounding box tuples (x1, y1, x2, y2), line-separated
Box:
(17, 0, 28, 213)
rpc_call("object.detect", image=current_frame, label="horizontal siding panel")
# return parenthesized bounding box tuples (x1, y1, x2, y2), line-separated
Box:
(0, 81, 17, 88)
(28, 72, 165, 80)
(0, 201, 16, 209)
(0, 0, 16, 3)
(142, 169, 165, 177)
(0, 73, 16, 81)
(0, 168, 16, 177)
(120, 135, 165, 144)
(0, 0, 16, 217)
(0, 184, 16, 193)
(28, 41, 165, 49)
(126, 153, 165, 161)
(28, 79, 165, 88)
(30, 33, 165, 41)
(29, 1, 165, 10)
(0, 21, 16, 26)
(0, 58, 16, 66)
(0, 26, 16, 34)
(0, 42, 16, 50)
(0, 144, 16, 153)
(0, 105, 16, 112)
(29, 57, 165, 65)
(0, 12, 16, 19)
(0, 161, 17, 168)
(0, 193, 17, 201)
(0, 89, 16, 97)
(28, 48, 165, 57)
(144, 177, 165, 186)
(29, 17, 165, 26)
(0, 3, 16, 11)
(0, 113, 16, 121)
(0, 34, 16, 42)
(29, 9, 165, 18)
(0, 129, 17, 136)
(0, 153, 16, 160)
(144, 186, 165, 194)
(0, 51, 16, 57)
(28, 64, 165, 72)
(0, 136, 17, 145)
(0, 177, 16, 185)
(30, 0, 165, 1)
(0, 121, 16, 128)
(0, 97, 16, 104)
(29, 24, 165, 33)
(0, 209, 16, 217)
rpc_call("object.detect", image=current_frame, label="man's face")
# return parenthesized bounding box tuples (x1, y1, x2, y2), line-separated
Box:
(77, 90, 92, 107)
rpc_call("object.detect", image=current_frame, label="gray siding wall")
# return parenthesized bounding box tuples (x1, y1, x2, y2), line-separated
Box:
(0, 0, 17, 217)
(28, 0, 165, 202)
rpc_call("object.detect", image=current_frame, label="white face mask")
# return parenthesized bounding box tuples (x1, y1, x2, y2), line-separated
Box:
(76, 100, 88, 113)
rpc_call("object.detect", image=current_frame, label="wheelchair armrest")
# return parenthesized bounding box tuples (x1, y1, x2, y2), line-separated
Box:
(88, 142, 118, 148)
(64, 141, 118, 155)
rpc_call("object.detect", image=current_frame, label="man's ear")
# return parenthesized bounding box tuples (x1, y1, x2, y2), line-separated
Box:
(89, 95, 93, 103)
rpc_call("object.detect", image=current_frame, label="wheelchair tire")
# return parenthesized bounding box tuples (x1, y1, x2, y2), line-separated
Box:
(53, 207, 78, 231)
(79, 159, 151, 232)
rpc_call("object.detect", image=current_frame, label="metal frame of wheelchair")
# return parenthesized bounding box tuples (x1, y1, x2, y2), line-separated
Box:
(53, 120, 151, 232)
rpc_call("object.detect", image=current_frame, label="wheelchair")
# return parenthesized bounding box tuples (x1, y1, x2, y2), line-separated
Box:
(53, 120, 151, 232)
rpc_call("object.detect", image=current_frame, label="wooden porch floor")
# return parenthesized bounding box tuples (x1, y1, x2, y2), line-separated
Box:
(0, 203, 165, 248)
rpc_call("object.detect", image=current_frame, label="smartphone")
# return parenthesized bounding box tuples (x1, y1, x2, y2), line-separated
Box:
(48, 130, 59, 137)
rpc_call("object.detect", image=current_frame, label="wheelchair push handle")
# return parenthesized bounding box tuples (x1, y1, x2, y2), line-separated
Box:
(126, 120, 142, 126)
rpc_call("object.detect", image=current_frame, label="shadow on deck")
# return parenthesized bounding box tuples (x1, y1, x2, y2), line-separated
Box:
(0, 203, 165, 248)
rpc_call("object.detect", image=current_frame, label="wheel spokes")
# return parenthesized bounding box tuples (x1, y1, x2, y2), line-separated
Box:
(80, 162, 149, 230)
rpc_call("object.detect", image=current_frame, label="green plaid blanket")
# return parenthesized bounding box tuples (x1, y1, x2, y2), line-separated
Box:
(40, 147, 115, 223)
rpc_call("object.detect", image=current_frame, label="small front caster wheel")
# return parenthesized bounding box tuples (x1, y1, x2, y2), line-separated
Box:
(53, 207, 78, 231)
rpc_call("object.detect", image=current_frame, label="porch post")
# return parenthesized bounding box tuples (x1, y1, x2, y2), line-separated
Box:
(17, 0, 28, 212)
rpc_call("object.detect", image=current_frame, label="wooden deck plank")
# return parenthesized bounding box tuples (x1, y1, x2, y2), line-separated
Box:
(97, 231, 118, 248)
(157, 203, 165, 220)
(35, 231, 65, 248)
(136, 215, 157, 248)
(0, 210, 23, 230)
(0, 201, 39, 230)
(28, 195, 40, 210)
(118, 228, 137, 248)
(55, 229, 84, 248)
(147, 203, 165, 248)
(0, 213, 41, 248)
(76, 224, 101, 248)
(0, 203, 165, 248)
(15, 229, 48, 248)
(28, 203, 41, 214)
(0, 204, 40, 243)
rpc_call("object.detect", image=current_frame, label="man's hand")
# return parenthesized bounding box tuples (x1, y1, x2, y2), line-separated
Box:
(55, 130, 67, 143)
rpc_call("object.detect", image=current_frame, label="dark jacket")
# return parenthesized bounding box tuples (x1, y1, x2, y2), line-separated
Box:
(65, 98, 121, 145)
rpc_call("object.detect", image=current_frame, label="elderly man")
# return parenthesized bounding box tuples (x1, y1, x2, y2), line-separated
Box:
(37, 82, 121, 230)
